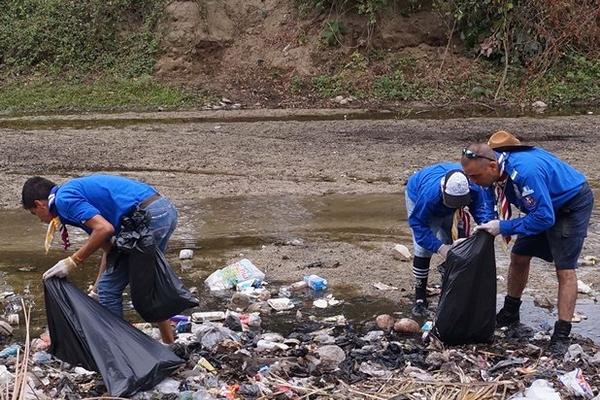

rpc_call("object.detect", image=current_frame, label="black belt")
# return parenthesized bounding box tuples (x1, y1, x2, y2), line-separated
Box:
(139, 193, 161, 209)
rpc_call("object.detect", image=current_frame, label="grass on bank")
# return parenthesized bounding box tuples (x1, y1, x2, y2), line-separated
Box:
(0, 77, 213, 114)
(307, 51, 600, 105)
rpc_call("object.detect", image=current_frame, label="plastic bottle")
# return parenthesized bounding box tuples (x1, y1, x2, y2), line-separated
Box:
(0, 344, 19, 358)
(32, 351, 52, 364)
(303, 275, 328, 291)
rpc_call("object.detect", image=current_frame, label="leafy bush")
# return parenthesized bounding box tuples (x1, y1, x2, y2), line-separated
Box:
(438, 0, 600, 72)
(0, 0, 166, 77)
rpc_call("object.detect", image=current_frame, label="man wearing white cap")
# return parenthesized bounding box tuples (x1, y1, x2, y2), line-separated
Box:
(405, 162, 495, 316)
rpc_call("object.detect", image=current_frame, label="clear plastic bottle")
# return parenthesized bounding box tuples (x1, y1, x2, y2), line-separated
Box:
(303, 275, 328, 291)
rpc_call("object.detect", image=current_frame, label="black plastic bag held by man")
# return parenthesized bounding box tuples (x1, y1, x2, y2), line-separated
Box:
(44, 278, 184, 397)
(432, 231, 496, 345)
(110, 209, 198, 322)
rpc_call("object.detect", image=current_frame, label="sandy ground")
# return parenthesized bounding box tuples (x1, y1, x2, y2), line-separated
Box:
(1, 110, 599, 311)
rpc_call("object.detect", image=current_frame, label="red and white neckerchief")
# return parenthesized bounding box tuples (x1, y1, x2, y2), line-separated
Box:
(451, 207, 472, 241)
(495, 152, 512, 244)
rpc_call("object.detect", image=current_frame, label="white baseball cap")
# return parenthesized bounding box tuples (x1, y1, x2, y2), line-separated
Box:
(440, 170, 471, 208)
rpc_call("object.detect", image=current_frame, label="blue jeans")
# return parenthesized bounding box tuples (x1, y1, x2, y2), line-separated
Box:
(97, 196, 178, 317)
(405, 194, 453, 258)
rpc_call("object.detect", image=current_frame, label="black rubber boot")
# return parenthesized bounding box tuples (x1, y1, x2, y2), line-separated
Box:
(496, 295, 521, 327)
(411, 298, 429, 318)
(549, 319, 572, 357)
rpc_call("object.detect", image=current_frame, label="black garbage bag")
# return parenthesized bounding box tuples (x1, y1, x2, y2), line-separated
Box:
(44, 278, 184, 397)
(432, 231, 496, 345)
(112, 209, 199, 322)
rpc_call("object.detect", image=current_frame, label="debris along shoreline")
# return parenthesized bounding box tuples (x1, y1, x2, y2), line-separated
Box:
(1, 258, 600, 399)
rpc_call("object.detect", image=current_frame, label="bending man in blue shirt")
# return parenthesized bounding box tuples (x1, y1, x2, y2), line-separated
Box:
(406, 162, 495, 316)
(22, 174, 178, 343)
(462, 130, 594, 354)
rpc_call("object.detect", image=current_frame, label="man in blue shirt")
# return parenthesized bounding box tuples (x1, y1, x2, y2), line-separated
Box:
(22, 174, 179, 343)
(462, 130, 594, 354)
(406, 162, 495, 316)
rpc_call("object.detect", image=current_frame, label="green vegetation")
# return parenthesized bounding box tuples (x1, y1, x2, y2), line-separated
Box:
(0, 0, 166, 77)
(529, 57, 600, 104)
(0, 78, 212, 114)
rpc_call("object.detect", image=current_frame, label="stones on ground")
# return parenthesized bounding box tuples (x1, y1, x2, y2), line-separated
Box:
(316, 345, 346, 370)
(229, 292, 252, 311)
(577, 280, 592, 294)
(179, 249, 194, 260)
(532, 100, 548, 110)
(393, 318, 421, 334)
(572, 312, 587, 323)
(375, 314, 395, 331)
(392, 244, 412, 260)
(191, 311, 225, 323)
(579, 255, 599, 266)
(267, 298, 294, 311)
(332, 95, 356, 105)
(373, 282, 398, 291)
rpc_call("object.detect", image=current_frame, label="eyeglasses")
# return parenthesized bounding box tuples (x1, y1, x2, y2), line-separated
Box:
(462, 148, 496, 162)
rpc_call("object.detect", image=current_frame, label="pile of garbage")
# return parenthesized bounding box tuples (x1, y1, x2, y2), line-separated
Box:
(1, 258, 600, 399)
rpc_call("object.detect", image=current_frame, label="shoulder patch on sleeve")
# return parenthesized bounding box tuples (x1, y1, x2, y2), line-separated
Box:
(523, 195, 536, 210)
(521, 186, 535, 197)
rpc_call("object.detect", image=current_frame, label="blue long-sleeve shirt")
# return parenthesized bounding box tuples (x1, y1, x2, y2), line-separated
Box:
(498, 148, 586, 237)
(406, 162, 496, 253)
(49, 174, 157, 234)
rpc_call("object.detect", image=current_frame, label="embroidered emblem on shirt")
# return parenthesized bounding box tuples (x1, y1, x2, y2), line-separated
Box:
(521, 186, 535, 197)
(523, 195, 536, 209)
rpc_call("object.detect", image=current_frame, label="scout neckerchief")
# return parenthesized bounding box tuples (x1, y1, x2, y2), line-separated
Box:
(44, 192, 71, 254)
(451, 207, 472, 241)
(495, 152, 512, 244)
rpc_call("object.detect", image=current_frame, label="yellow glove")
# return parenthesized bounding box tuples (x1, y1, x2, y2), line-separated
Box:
(42, 257, 78, 280)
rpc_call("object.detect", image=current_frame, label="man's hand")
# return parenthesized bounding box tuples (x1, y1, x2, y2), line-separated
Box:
(437, 244, 450, 259)
(42, 257, 78, 280)
(475, 220, 501, 236)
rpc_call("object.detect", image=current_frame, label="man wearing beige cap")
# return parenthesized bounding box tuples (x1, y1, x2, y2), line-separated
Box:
(461, 130, 594, 354)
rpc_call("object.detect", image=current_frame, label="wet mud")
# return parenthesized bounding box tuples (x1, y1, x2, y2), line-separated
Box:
(1, 111, 600, 342)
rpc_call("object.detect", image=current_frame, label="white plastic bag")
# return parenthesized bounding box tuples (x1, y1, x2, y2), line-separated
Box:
(559, 368, 593, 399)
(510, 379, 561, 400)
(204, 259, 265, 291)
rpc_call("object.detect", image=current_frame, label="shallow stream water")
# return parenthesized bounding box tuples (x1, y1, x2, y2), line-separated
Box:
(1, 192, 599, 342)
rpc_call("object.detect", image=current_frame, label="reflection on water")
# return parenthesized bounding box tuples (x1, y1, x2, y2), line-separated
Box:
(0, 193, 407, 337)
(2, 192, 600, 343)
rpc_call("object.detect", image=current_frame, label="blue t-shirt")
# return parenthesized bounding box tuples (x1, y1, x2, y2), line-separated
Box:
(406, 162, 495, 253)
(498, 148, 586, 237)
(50, 175, 157, 234)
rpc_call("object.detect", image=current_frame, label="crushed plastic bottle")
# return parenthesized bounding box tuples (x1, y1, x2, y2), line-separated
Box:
(0, 344, 19, 358)
(176, 320, 192, 333)
(303, 275, 328, 291)
(32, 351, 52, 364)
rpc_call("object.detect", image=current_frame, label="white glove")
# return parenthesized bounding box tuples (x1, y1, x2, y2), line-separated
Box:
(42, 257, 78, 280)
(475, 220, 501, 236)
(437, 244, 450, 259)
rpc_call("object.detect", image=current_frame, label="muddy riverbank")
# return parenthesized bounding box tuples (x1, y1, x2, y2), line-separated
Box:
(1, 110, 600, 338)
